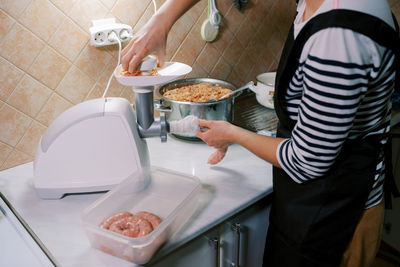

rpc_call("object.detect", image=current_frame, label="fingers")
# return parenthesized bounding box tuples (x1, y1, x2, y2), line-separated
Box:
(129, 48, 149, 73)
(198, 119, 211, 128)
(207, 149, 227, 165)
(155, 51, 165, 68)
(121, 47, 135, 71)
(120, 37, 150, 73)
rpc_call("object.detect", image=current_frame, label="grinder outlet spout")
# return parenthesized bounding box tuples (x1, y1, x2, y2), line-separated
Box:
(138, 113, 168, 142)
(133, 86, 168, 142)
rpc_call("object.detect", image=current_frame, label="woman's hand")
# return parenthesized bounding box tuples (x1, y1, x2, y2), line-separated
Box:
(121, 14, 168, 73)
(196, 120, 236, 164)
(197, 119, 284, 167)
(121, 0, 199, 73)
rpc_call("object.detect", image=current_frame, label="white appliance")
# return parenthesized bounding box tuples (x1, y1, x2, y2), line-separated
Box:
(34, 97, 149, 199)
(34, 62, 192, 199)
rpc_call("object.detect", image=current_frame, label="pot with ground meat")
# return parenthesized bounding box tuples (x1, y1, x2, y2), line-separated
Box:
(156, 78, 237, 140)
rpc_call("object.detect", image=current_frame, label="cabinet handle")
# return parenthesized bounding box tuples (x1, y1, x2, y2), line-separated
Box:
(231, 223, 241, 267)
(207, 236, 220, 267)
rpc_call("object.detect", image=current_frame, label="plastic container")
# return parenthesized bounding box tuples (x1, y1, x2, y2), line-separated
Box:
(81, 166, 201, 264)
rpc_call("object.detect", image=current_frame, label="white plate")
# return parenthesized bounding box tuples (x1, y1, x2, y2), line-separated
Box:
(114, 62, 192, 87)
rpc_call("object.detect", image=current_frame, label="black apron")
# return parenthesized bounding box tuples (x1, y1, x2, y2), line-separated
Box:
(263, 10, 400, 267)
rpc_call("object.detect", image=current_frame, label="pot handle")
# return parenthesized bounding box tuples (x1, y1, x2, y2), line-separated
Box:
(154, 99, 172, 112)
(248, 82, 258, 94)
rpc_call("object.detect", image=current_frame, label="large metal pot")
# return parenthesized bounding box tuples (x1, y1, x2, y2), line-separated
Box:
(155, 78, 237, 140)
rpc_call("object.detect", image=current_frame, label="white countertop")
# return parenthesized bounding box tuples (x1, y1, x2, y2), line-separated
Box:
(0, 135, 273, 266)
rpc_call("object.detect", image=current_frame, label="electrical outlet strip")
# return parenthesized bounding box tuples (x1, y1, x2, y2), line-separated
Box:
(89, 18, 133, 47)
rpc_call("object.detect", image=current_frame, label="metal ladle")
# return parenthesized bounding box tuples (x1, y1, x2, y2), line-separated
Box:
(206, 81, 254, 102)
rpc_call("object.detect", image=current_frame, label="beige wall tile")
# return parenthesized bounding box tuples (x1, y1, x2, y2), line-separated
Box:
(224, 5, 246, 35)
(209, 57, 232, 81)
(86, 83, 104, 100)
(215, 0, 232, 16)
(99, 0, 117, 9)
(112, 0, 150, 27)
(102, 79, 123, 97)
(171, 43, 196, 66)
(49, 17, 88, 62)
(247, 35, 267, 66)
(56, 66, 95, 104)
(165, 12, 194, 60)
(210, 23, 234, 55)
(36, 93, 72, 126)
(28, 46, 71, 89)
(185, 12, 206, 56)
(0, 56, 24, 101)
(227, 68, 244, 88)
(0, 23, 44, 71)
(120, 86, 135, 103)
(8, 75, 52, 117)
(196, 43, 220, 74)
(69, 0, 109, 31)
(97, 56, 118, 86)
(235, 15, 256, 49)
(233, 50, 254, 80)
(16, 120, 46, 156)
(19, 0, 64, 42)
(50, 0, 79, 14)
(49, 0, 77, 14)
(1, 148, 33, 170)
(75, 44, 112, 81)
(0, 0, 32, 18)
(0, 104, 31, 146)
(265, 28, 285, 62)
(186, 61, 207, 79)
(97, 63, 124, 97)
(0, 141, 13, 167)
(222, 36, 244, 66)
(186, 0, 206, 22)
(132, 4, 154, 33)
(245, 1, 267, 33)
(172, 17, 205, 67)
(0, 9, 15, 42)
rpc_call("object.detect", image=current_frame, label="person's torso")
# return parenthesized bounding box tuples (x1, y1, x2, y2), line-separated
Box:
(278, 0, 396, 208)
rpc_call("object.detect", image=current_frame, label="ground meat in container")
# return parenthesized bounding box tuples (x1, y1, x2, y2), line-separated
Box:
(162, 82, 232, 102)
(99, 211, 134, 229)
(99, 211, 162, 238)
(109, 216, 153, 238)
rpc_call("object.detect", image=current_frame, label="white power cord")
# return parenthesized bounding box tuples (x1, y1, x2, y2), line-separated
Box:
(102, 31, 121, 98)
(152, 0, 157, 13)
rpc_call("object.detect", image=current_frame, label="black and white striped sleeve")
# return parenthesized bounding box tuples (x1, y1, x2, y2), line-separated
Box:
(276, 28, 377, 183)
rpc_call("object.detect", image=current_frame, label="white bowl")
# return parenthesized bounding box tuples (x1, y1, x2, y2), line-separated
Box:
(249, 72, 276, 109)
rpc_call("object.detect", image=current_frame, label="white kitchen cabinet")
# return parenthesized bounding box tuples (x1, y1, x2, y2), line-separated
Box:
(149, 197, 271, 267)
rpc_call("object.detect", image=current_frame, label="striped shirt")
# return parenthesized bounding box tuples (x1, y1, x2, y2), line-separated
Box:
(276, 0, 396, 209)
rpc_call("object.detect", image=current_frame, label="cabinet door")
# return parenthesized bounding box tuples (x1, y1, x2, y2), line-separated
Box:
(150, 230, 220, 267)
(220, 198, 271, 267)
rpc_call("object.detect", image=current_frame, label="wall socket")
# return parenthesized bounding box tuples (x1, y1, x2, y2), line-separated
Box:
(89, 18, 133, 47)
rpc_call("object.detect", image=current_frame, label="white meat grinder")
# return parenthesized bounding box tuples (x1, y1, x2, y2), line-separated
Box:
(33, 62, 192, 199)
